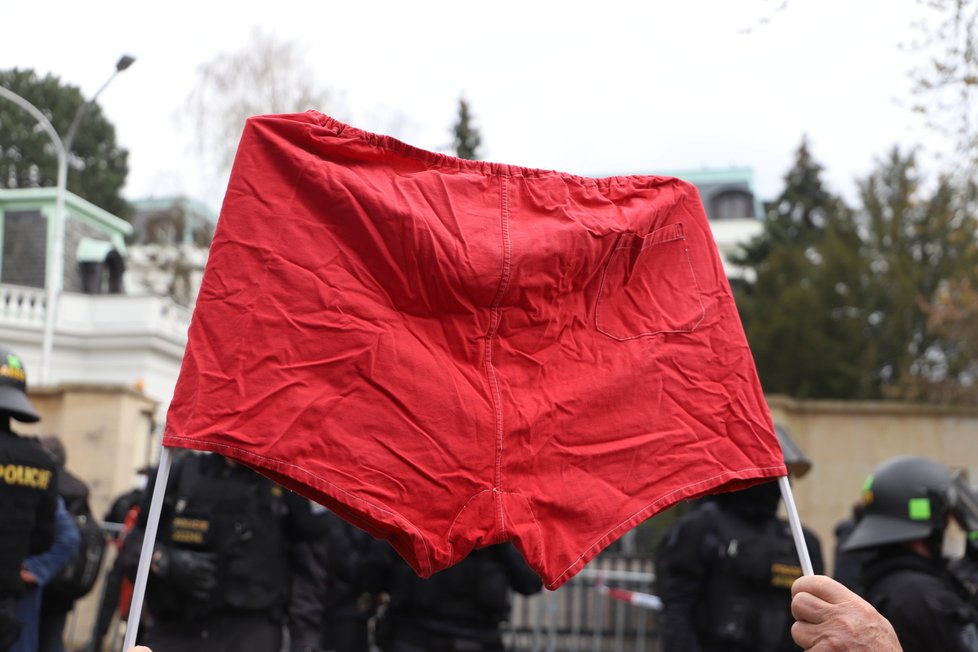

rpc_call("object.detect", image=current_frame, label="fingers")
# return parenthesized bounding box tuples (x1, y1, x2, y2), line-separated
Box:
(792, 575, 856, 602)
(791, 621, 855, 652)
(791, 601, 859, 652)
(792, 587, 831, 625)
(790, 575, 904, 652)
(790, 620, 821, 651)
(792, 575, 856, 627)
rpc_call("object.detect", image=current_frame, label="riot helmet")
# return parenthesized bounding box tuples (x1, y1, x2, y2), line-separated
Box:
(40, 435, 67, 466)
(841, 455, 953, 552)
(714, 479, 782, 522)
(710, 424, 809, 522)
(0, 345, 40, 423)
(775, 424, 812, 479)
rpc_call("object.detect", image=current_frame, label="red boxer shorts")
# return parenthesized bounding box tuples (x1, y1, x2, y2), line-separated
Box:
(163, 111, 785, 589)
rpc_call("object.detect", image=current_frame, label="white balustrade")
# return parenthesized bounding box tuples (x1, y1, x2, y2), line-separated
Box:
(0, 284, 48, 326)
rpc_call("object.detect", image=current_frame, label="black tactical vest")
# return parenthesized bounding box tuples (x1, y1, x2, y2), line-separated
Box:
(694, 506, 803, 652)
(150, 455, 292, 618)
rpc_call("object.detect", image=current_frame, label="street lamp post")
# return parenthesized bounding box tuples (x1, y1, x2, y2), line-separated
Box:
(0, 55, 134, 384)
(63, 55, 135, 156)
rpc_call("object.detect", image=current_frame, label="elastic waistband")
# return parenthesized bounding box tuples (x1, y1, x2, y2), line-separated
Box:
(310, 110, 674, 189)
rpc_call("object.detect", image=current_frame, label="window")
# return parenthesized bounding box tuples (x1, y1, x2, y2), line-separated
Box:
(710, 190, 755, 221)
(2, 210, 47, 288)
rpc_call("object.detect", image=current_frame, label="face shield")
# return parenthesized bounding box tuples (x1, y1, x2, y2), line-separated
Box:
(948, 471, 978, 559)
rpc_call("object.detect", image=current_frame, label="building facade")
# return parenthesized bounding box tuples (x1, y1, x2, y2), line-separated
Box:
(0, 188, 190, 496)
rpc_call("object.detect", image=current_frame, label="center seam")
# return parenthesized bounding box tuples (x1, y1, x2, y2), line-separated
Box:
(484, 175, 513, 534)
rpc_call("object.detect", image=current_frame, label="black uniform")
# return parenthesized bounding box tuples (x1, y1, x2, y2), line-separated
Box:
(122, 452, 327, 652)
(362, 542, 542, 652)
(289, 509, 378, 652)
(862, 548, 978, 652)
(37, 436, 102, 652)
(655, 483, 824, 652)
(0, 427, 58, 650)
(831, 513, 870, 596)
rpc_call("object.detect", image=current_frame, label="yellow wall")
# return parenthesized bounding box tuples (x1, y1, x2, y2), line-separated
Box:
(24, 384, 158, 518)
(22, 383, 158, 649)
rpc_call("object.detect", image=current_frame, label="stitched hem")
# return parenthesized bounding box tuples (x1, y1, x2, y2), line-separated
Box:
(544, 464, 787, 590)
(163, 433, 435, 578)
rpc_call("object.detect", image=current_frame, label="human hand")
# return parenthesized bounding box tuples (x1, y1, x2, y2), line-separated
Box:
(791, 575, 902, 651)
(128, 647, 153, 652)
(152, 547, 218, 600)
(19, 567, 37, 585)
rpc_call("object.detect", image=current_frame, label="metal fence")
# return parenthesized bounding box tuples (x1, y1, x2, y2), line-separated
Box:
(505, 555, 661, 652)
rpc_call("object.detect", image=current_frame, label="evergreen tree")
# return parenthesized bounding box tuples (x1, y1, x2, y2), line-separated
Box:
(451, 98, 482, 160)
(738, 141, 978, 403)
(734, 138, 870, 398)
(0, 68, 130, 217)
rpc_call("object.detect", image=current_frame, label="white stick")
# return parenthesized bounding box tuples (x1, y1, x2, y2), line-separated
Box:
(778, 475, 814, 576)
(121, 446, 173, 651)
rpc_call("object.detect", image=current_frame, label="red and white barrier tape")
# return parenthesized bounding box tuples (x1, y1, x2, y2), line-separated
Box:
(595, 578, 663, 611)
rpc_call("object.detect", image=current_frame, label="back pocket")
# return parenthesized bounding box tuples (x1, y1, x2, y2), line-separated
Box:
(595, 223, 705, 341)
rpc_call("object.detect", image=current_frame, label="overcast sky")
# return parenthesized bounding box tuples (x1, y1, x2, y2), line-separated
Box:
(2, 0, 945, 213)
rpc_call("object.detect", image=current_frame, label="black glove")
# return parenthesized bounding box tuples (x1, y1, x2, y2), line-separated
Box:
(153, 546, 218, 600)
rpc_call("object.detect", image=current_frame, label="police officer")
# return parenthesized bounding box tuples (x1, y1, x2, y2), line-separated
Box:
(37, 435, 101, 652)
(0, 346, 58, 651)
(362, 541, 542, 652)
(655, 480, 825, 652)
(288, 507, 380, 652)
(840, 455, 978, 652)
(121, 451, 328, 652)
(86, 467, 152, 652)
(831, 502, 870, 596)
